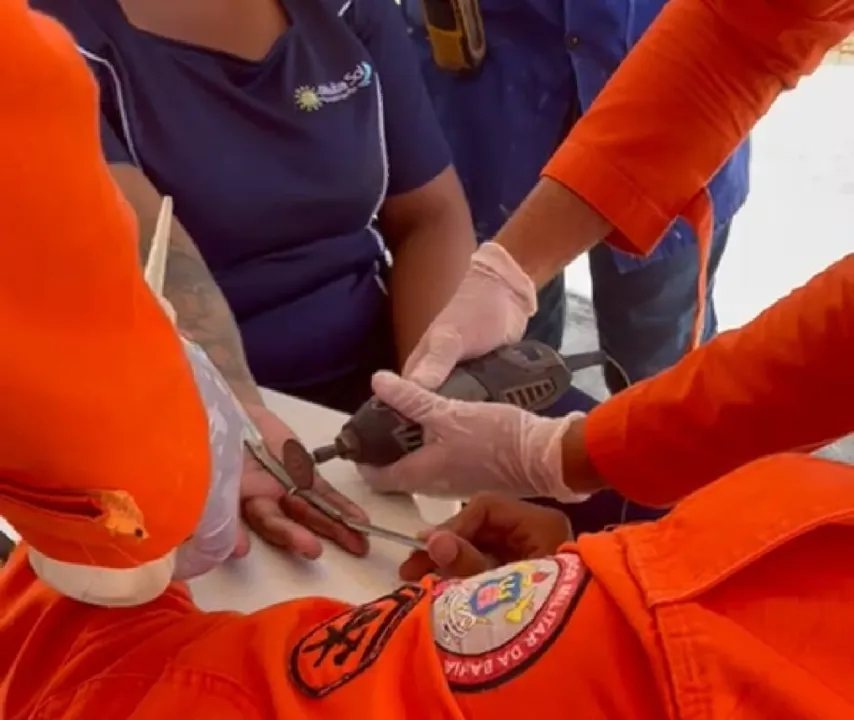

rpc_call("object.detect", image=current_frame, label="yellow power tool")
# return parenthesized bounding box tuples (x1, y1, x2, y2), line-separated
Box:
(421, 0, 486, 72)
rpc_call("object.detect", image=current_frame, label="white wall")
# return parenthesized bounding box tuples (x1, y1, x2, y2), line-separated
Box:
(565, 65, 854, 330)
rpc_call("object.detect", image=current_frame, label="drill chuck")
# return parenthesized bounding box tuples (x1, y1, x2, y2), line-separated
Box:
(311, 444, 342, 465)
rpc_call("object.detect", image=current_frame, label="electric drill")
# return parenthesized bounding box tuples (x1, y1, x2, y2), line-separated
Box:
(311, 341, 604, 468)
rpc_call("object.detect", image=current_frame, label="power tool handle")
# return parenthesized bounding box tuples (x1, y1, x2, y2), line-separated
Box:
(347, 341, 571, 467)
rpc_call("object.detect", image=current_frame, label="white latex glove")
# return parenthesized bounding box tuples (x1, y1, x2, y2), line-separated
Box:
(359, 372, 589, 503)
(403, 243, 537, 389)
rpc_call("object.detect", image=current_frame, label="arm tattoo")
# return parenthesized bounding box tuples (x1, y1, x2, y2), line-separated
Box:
(162, 231, 262, 406)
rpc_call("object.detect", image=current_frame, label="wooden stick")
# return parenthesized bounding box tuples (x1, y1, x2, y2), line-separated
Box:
(144, 195, 173, 296)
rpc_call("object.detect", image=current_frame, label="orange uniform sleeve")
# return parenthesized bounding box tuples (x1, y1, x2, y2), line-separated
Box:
(6, 454, 854, 718)
(584, 254, 854, 506)
(542, 0, 854, 255)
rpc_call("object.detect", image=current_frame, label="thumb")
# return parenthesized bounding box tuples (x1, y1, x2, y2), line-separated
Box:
(371, 371, 448, 423)
(230, 522, 251, 559)
(404, 332, 463, 390)
(427, 529, 490, 578)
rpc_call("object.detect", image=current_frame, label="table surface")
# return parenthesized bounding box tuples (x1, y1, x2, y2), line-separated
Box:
(189, 389, 431, 613)
(0, 390, 441, 613)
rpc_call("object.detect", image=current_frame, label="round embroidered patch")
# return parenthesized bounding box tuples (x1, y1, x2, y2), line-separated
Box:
(432, 554, 587, 692)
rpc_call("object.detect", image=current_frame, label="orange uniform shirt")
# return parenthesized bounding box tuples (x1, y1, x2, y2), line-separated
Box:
(544, 0, 854, 256)
(542, 0, 854, 343)
(3, 454, 854, 718)
(585, 253, 854, 506)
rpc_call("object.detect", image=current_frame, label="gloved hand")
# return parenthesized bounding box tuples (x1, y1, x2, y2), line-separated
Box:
(359, 372, 590, 503)
(399, 493, 573, 581)
(402, 243, 537, 389)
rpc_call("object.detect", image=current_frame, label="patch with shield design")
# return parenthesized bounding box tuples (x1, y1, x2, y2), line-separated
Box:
(432, 554, 587, 692)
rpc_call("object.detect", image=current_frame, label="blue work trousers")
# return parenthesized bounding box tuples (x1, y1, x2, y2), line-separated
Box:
(528, 224, 731, 533)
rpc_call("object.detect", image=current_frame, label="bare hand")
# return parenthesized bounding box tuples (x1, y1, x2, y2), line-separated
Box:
(238, 405, 370, 559)
(399, 493, 572, 581)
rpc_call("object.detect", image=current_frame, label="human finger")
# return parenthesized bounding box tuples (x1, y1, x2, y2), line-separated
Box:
(242, 495, 324, 560)
(358, 444, 452, 495)
(399, 529, 492, 581)
(279, 484, 370, 558)
(402, 331, 463, 389)
(371, 371, 451, 422)
(230, 523, 252, 559)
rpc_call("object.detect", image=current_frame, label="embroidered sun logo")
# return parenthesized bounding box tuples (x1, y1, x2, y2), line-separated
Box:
(294, 86, 322, 112)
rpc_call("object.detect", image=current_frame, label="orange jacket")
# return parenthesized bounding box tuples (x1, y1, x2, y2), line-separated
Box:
(3, 454, 854, 719)
(585, 253, 854, 506)
(544, 0, 854, 345)
(544, 0, 854, 257)
(0, 3, 210, 569)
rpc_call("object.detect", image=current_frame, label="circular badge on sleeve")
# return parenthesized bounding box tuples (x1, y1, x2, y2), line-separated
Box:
(432, 554, 587, 693)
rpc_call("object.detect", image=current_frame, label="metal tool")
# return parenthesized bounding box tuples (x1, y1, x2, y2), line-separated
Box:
(243, 424, 427, 551)
(312, 341, 605, 468)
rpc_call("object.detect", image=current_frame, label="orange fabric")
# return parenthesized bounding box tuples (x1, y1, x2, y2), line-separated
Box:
(542, 0, 854, 257)
(585, 253, 854, 507)
(541, 0, 854, 349)
(4, 454, 854, 718)
(0, 2, 210, 567)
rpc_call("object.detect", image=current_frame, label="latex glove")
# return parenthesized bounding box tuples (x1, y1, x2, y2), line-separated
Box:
(174, 339, 247, 580)
(359, 371, 589, 502)
(399, 493, 572, 581)
(402, 243, 537, 389)
(239, 405, 370, 560)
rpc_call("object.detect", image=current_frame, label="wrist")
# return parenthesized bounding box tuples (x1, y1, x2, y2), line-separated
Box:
(231, 381, 264, 407)
(560, 415, 606, 495)
(472, 243, 537, 317)
(494, 178, 611, 288)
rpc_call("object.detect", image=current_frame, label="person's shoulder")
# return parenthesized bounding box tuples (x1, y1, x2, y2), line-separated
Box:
(336, 0, 403, 33)
(29, 0, 113, 49)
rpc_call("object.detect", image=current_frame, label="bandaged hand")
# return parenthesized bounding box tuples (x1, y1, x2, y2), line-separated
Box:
(359, 372, 589, 502)
(176, 339, 246, 580)
(402, 243, 537, 389)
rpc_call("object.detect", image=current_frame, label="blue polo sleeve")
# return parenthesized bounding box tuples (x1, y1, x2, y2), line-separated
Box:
(345, 0, 452, 196)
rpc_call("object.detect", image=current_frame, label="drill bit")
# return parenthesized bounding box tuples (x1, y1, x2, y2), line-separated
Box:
(311, 443, 341, 465)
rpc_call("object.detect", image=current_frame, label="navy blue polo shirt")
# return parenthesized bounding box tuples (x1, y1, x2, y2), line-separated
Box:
(33, 0, 451, 393)
(401, 0, 750, 270)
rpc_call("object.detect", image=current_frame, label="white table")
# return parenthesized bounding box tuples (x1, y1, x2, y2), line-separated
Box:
(190, 389, 438, 612)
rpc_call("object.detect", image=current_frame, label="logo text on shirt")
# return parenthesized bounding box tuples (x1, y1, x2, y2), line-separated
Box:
(294, 61, 373, 112)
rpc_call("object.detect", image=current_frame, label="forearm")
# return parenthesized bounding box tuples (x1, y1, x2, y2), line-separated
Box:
(561, 255, 854, 506)
(388, 225, 475, 364)
(497, 0, 854, 286)
(162, 223, 262, 405)
(383, 168, 477, 364)
(493, 179, 611, 288)
(111, 165, 262, 406)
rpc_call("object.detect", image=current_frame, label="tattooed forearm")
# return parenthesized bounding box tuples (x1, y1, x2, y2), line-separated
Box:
(164, 225, 263, 406)
(109, 164, 262, 407)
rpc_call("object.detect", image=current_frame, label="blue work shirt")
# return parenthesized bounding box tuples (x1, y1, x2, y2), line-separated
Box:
(401, 0, 750, 270)
(34, 0, 451, 394)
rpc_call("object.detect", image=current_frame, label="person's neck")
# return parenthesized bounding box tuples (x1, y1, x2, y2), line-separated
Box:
(118, 0, 289, 61)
